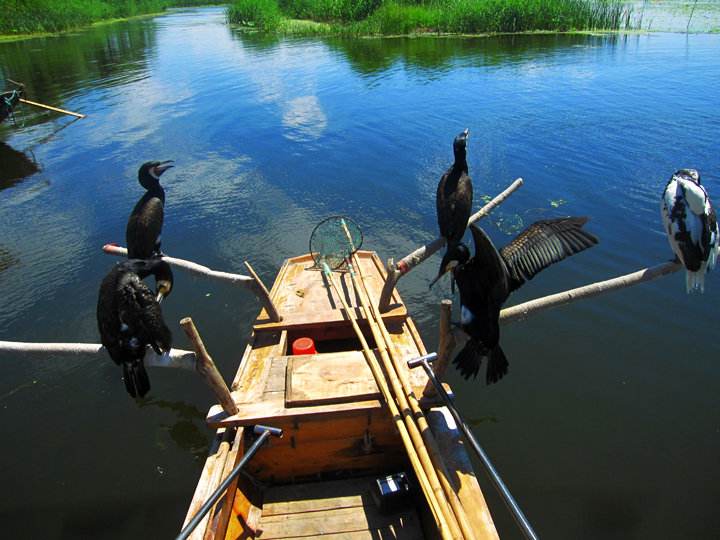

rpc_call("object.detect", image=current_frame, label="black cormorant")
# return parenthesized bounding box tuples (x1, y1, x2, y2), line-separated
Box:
(432, 129, 472, 289)
(439, 218, 598, 384)
(661, 169, 719, 293)
(97, 258, 174, 398)
(126, 160, 174, 259)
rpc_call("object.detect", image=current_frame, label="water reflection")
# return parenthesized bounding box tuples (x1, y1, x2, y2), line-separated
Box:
(0, 20, 157, 127)
(323, 33, 628, 76)
(0, 142, 39, 190)
(138, 398, 209, 461)
(0, 246, 20, 274)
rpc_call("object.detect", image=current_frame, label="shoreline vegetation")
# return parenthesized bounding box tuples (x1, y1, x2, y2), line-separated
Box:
(0, 1, 218, 37)
(0, 1, 717, 42)
(227, 0, 633, 35)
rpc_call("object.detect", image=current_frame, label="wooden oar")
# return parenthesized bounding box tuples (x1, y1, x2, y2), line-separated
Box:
(19, 98, 86, 118)
(320, 261, 456, 539)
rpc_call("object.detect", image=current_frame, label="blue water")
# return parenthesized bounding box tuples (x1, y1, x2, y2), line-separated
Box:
(1, 7, 718, 538)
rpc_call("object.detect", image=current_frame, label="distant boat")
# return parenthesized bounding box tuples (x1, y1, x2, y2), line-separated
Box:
(0, 87, 23, 124)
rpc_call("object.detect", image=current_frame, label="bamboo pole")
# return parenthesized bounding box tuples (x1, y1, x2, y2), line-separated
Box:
(378, 178, 524, 312)
(102, 244, 281, 322)
(423, 299, 455, 398)
(180, 318, 238, 416)
(0, 340, 196, 370)
(323, 268, 454, 539)
(19, 98, 85, 118)
(350, 255, 476, 540)
(500, 261, 682, 325)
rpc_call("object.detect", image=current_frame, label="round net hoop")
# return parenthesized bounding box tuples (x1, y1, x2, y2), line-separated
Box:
(309, 216, 363, 270)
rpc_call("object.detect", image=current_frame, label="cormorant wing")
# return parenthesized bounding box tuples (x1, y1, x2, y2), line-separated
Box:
(499, 217, 598, 292)
(119, 279, 172, 355)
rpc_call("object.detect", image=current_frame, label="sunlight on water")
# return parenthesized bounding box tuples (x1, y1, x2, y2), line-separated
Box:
(1, 6, 718, 539)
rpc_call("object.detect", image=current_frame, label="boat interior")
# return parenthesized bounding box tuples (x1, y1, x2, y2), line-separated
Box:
(183, 251, 496, 540)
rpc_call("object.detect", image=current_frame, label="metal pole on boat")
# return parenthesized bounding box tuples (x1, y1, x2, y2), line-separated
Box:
(408, 353, 540, 540)
(176, 425, 282, 540)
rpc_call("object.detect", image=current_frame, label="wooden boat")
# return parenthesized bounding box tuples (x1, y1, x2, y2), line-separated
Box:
(1, 88, 23, 124)
(182, 250, 500, 539)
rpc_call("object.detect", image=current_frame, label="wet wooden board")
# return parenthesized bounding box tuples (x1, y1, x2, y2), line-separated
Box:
(254, 251, 406, 330)
(285, 351, 380, 407)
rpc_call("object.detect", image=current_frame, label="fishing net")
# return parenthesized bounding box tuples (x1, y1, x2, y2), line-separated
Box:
(309, 216, 363, 270)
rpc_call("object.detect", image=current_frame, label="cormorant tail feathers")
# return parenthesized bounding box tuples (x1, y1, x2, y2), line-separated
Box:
(453, 339, 484, 380)
(453, 339, 509, 384)
(122, 360, 151, 398)
(486, 345, 509, 385)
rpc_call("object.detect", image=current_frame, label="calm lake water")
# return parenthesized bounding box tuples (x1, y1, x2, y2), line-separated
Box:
(1, 7, 719, 539)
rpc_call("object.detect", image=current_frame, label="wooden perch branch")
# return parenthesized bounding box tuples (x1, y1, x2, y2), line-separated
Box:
(180, 317, 238, 416)
(423, 299, 455, 398)
(500, 261, 682, 324)
(378, 178, 524, 312)
(0, 341, 196, 370)
(102, 244, 281, 322)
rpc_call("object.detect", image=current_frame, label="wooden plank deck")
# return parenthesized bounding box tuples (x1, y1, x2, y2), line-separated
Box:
(257, 477, 424, 539)
(253, 252, 407, 329)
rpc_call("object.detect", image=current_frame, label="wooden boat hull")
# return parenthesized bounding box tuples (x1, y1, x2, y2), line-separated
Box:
(183, 251, 499, 539)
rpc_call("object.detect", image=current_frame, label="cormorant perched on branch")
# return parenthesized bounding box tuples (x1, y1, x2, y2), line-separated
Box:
(97, 258, 174, 398)
(438, 218, 598, 384)
(432, 129, 472, 290)
(661, 169, 719, 293)
(126, 160, 174, 259)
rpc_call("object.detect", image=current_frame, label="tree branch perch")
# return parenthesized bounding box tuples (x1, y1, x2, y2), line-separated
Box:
(0, 341, 197, 370)
(102, 244, 281, 322)
(500, 261, 682, 324)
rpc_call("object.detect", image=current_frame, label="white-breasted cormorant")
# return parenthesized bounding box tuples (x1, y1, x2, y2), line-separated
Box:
(97, 258, 174, 398)
(661, 169, 719, 293)
(438, 218, 598, 384)
(126, 160, 174, 259)
(431, 129, 473, 289)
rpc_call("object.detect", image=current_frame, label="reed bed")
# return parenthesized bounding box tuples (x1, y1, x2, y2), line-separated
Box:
(227, 0, 632, 34)
(0, 0, 217, 35)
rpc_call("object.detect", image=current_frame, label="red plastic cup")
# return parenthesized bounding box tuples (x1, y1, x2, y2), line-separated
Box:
(292, 337, 317, 355)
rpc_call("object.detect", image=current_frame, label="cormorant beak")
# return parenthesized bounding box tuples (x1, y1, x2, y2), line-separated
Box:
(463, 128, 469, 138)
(156, 280, 172, 303)
(152, 160, 174, 178)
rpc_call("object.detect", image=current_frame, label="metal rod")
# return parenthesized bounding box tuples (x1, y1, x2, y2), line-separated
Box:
(177, 425, 282, 540)
(408, 353, 540, 540)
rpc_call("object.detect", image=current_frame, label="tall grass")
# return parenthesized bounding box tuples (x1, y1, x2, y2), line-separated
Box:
(0, 0, 217, 35)
(227, 0, 632, 35)
(228, 0, 283, 30)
